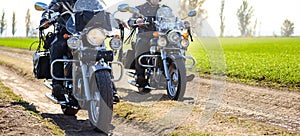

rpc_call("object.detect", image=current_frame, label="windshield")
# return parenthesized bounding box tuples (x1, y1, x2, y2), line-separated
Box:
(156, 6, 185, 31)
(74, 0, 104, 12)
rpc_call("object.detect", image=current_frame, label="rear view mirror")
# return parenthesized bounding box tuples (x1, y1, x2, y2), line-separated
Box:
(188, 10, 197, 17)
(118, 4, 130, 12)
(35, 2, 48, 11)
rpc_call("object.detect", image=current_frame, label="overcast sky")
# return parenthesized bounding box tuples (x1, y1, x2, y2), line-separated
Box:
(0, 0, 299, 37)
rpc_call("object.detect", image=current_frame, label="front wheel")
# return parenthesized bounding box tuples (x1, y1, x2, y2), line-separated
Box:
(88, 70, 113, 133)
(166, 59, 187, 101)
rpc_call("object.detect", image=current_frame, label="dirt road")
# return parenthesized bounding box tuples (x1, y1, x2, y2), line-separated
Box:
(0, 46, 299, 135)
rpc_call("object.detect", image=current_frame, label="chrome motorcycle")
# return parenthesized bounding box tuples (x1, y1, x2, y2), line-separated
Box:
(117, 4, 196, 100)
(34, 0, 123, 132)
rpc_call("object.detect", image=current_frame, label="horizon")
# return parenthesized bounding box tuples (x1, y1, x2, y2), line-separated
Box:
(0, 0, 299, 37)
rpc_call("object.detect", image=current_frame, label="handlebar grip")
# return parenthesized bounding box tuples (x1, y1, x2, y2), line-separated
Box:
(38, 21, 51, 30)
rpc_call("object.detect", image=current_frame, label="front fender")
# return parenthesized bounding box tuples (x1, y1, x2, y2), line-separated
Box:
(168, 54, 185, 61)
(168, 54, 195, 69)
(89, 62, 111, 81)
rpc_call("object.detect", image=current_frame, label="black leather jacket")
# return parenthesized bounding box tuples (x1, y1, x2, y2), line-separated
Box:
(46, 0, 77, 30)
(135, 2, 160, 33)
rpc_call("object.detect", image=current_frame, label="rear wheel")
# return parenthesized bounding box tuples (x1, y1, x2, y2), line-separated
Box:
(166, 59, 186, 101)
(88, 70, 113, 133)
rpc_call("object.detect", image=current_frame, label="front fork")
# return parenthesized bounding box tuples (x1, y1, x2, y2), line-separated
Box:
(161, 51, 171, 82)
(161, 51, 175, 91)
(80, 62, 92, 101)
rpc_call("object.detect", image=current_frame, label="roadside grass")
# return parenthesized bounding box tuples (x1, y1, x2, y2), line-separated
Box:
(0, 81, 64, 135)
(0, 38, 39, 50)
(113, 101, 179, 122)
(114, 102, 297, 135)
(189, 37, 300, 91)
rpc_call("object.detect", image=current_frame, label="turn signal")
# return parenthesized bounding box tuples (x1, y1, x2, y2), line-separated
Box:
(115, 34, 120, 38)
(153, 31, 159, 37)
(63, 34, 69, 40)
(182, 33, 189, 39)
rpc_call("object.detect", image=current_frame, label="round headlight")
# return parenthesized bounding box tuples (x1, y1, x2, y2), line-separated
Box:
(157, 37, 167, 47)
(67, 36, 81, 49)
(109, 38, 122, 50)
(86, 28, 105, 46)
(168, 31, 181, 43)
(181, 39, 190, 48)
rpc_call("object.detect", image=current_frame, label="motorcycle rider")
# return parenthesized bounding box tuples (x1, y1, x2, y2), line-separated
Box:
(130, 0, 165, 92)
(40, 0, 120, 102)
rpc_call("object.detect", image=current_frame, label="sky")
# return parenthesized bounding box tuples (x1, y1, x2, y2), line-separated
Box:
(0, 0, 299, 37)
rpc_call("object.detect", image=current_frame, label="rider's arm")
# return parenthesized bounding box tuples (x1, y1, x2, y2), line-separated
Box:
(39, 0, 63, 30)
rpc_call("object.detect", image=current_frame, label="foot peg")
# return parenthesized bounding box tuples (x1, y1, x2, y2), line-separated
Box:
(187, 74, 195, 82)
(126, 71, 137, 79)
(144, 85, 156, 90)
(128, 80, 139, 87)
(128, 80, 156, 90)
(45, 93, 67, 104)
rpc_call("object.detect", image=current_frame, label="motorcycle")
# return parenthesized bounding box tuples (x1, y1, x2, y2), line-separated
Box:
(33, 0, 124, 132)
(117, 4, 196, 101)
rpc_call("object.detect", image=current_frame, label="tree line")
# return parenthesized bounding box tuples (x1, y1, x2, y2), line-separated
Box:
(221, 0, 294, 37)
(0, 1, 296, 37)
(180, 0, 295, 37)
(0, 8, 34, 37)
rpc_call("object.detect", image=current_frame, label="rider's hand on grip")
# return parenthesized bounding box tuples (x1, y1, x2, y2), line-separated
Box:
(136, 18, 145, 27)
(39, 18, 51, 30)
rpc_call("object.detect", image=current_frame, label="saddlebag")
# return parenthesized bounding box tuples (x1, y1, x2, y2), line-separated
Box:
(122, 50, 135, 69)
(33, 51, 51, 79)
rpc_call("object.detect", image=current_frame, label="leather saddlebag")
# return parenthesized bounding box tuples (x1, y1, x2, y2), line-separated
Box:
(33, 51, 51, 79)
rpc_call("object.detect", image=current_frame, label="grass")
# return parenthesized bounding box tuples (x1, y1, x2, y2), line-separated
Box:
(0, 38, 39, 50)
(0, 81, 64, 135)
(189, 37, 300, 90)
(114, 101, 179, 122)
(114, 101, 297, 136)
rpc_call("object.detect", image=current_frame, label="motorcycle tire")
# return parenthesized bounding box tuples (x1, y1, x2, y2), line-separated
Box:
(88, 70, 113, 133)
(167, 59, 187, 101)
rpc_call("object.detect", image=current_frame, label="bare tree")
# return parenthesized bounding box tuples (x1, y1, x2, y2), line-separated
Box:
(12, 12, 17, 36)
(179, 0, 207, 36)
(237, 0, 254, 37)
(0, 10, 7, 36)
(252, 18, 257, 36)
(219, 0, 225, 37)
(25, 9, 31, 37)
(281, 19, 294, 37)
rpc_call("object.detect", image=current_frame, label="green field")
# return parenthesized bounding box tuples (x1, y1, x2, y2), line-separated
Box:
(189, 37, 300, 90)
(0, 38, 39, 50)
(1, 37, 300, 90)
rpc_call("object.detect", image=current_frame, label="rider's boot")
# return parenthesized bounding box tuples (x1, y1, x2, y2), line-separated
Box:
(112, 83, 120, 103)
(52, 84, 66, 101)
(113, 93, 120, 103)
(136, 76, 151, 93)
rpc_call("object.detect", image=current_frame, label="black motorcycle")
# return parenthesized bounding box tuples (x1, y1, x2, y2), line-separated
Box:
(33, 0, 124, 132)
(117, 4, 196, 100)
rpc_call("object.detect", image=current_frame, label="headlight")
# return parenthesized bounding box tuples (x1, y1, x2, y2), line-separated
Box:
(157, 37, 167, 47)
(181, 39, 189, 48)
(167, 31, 181, 43)
(67, 36, 81, 49)
(86, 28, 105, 46)
(109, 37, 122, 50)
